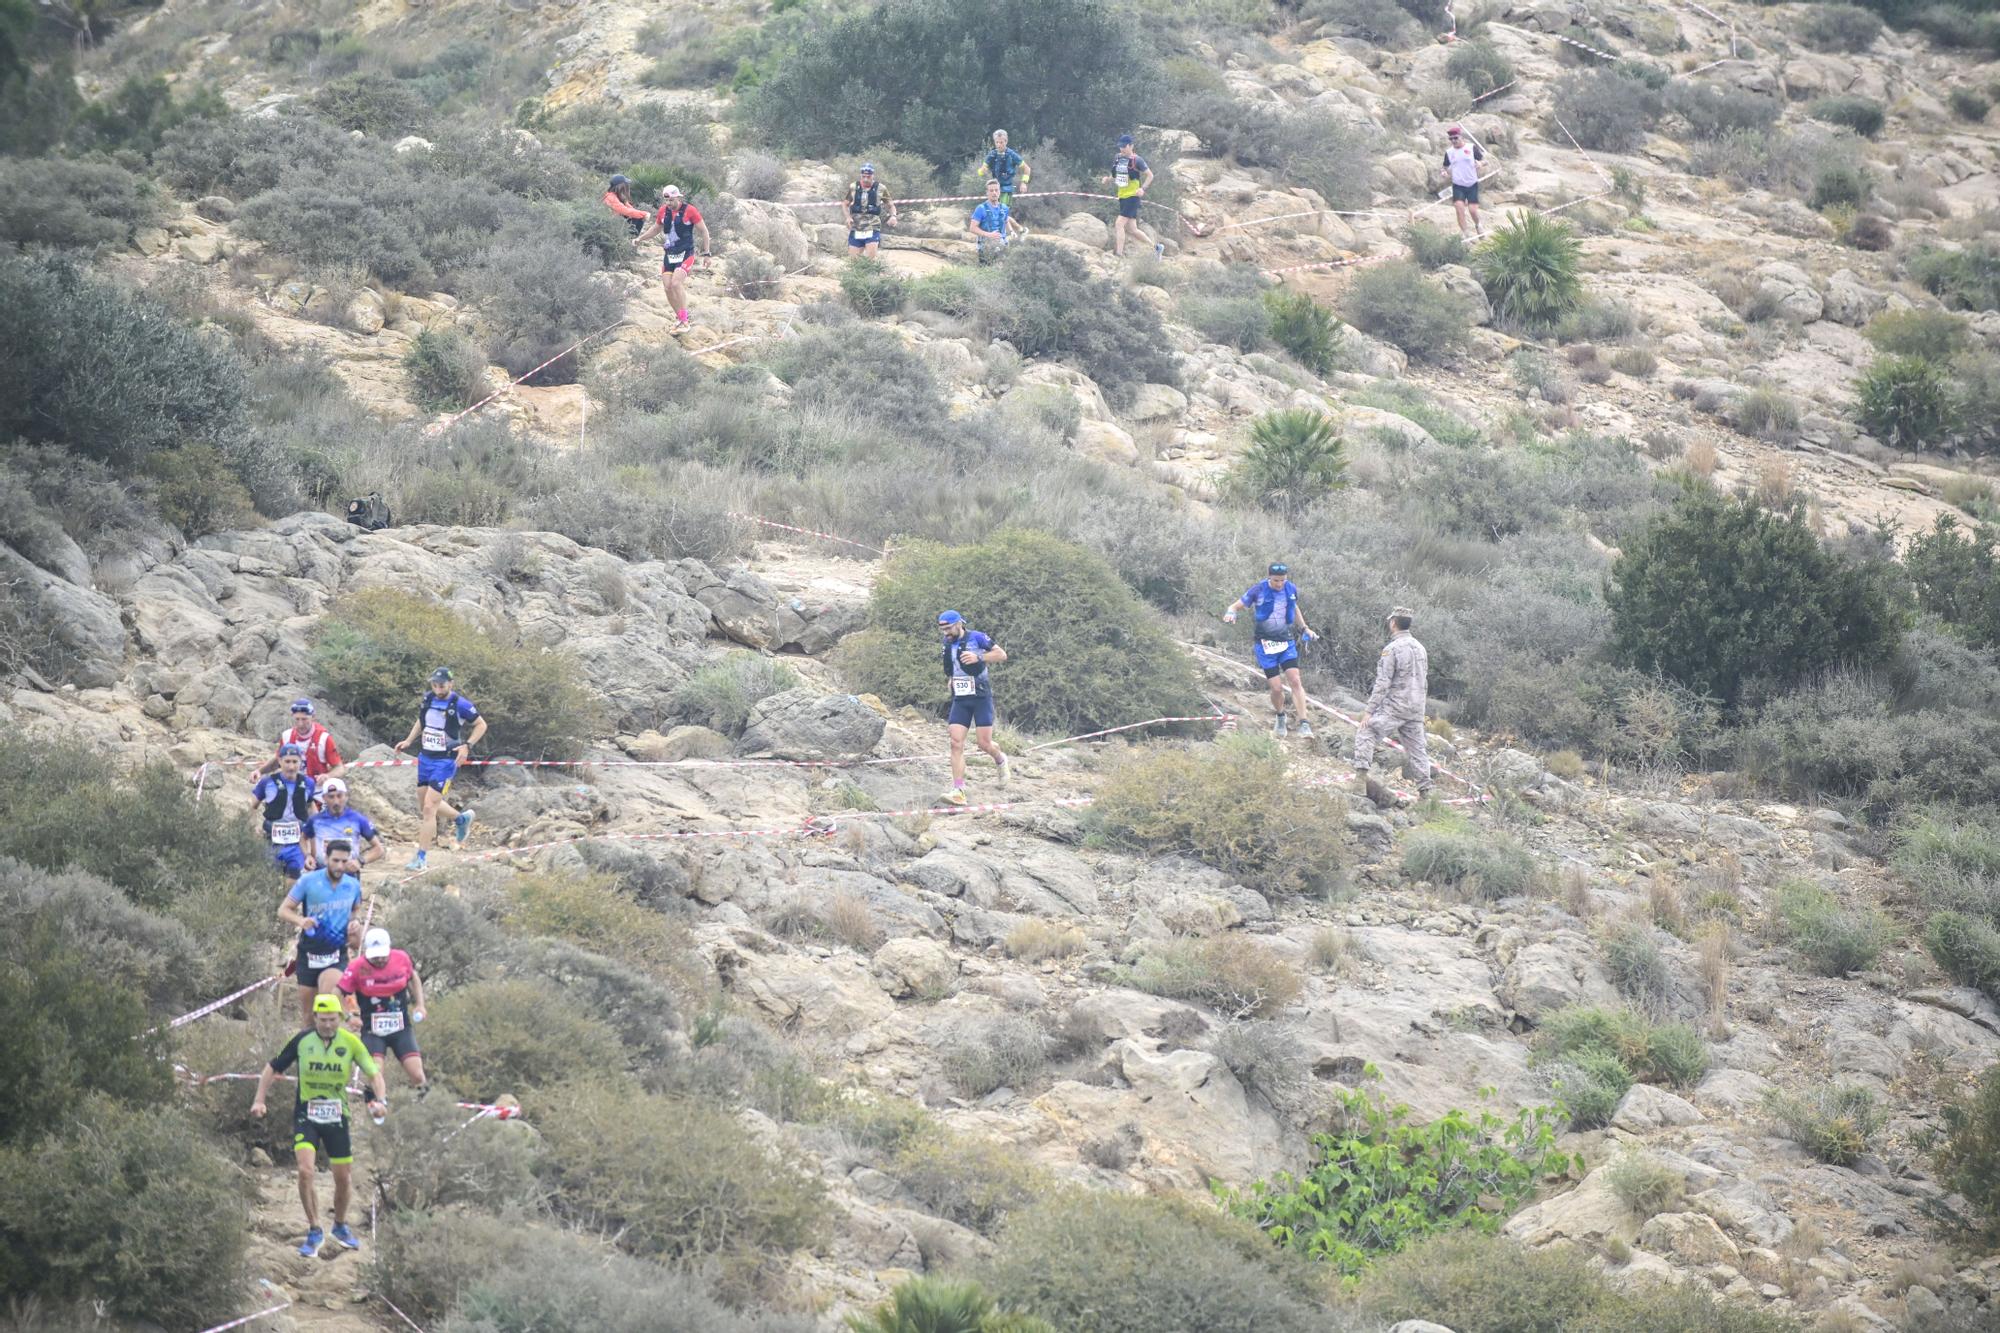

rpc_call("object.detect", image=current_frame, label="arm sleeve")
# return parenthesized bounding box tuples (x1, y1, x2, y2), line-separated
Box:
(685, 206, 704, 226)
(357, 813, 379, 841)
(1366, 649, 1396, 711)
(269, 1031, 305, 1074)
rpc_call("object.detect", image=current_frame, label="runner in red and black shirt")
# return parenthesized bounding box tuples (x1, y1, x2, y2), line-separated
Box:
(337, 928, 429, 1096)
(255, 698, 345, 781)
(633, 184, 711, 333)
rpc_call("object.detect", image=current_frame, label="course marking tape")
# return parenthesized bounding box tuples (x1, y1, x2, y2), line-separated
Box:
(1208, 205, 1408, 235)
(422, 318, 628, 438)
(1261, 253, 1394, 279)
(193, 1281, 289, 1333)
(726, 510, 887, 555)
(375, 1292, 429, 1333)
(1022, 714, 1234, 750)
(1552, 115, 1616, 187)
(1489, 20, 1621, 62)
(152, 975, 279, 1034)
(785, 189, 1205, 235)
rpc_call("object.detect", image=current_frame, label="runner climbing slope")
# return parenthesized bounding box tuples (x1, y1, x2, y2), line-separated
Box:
(251, 993, 387, 1259)
(1224, 563, 1317, 738)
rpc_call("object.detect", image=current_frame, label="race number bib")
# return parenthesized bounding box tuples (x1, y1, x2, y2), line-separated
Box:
(951, 676, 978, 697)
(1260, 639, 1292, 656)
(307, 950, 341, 970)
(372, 1009, 406, 1036)
(421, 726, 450, 751)
(305, 1098, 343, 1125)
(852, 227, 877, 241)
(270, 819, 301, 846)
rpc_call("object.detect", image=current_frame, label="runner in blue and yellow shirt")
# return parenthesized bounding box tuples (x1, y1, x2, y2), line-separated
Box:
(393, 667, 486, 870)
(1223, 562, 1318, 738)
(937, 609, 1010, 806)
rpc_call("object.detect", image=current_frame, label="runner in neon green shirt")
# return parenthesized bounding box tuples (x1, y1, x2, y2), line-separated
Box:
(252, 993, 387, 1257)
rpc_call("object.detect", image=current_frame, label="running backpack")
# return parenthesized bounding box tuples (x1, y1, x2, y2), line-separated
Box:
(346, 494, 392, 531)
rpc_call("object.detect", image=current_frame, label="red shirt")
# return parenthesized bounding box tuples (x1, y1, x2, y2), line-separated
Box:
(654, 202, 703, 252)
(338, 949, 415, 1000)
(277, 723, 343, 777)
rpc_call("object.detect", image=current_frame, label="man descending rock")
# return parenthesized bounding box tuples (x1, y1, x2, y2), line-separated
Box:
(936, 609, 1009, 806)
(1223, 563, 1317, 739)
(846, 162, 898, 260)
(250, 745, 317, 884)
(1354, 606, 1432, 806)
(251, 993, 387, 1259)
(305, 777, 386, 876)
(633, 184, 712, 333)
(281, 840, 367, 1025)
(1443, 126, 1486, 240)
(338, 928, 429, 1097)
(393, 667, 486, 871)
(254, 698, 344, 783)
(968, 179, 1021, 264)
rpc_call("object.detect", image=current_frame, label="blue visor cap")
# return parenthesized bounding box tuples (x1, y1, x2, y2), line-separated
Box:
(937, 610, 964, 627)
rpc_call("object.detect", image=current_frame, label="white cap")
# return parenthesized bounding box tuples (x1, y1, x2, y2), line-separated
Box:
(322, 777, 347, 794)
(363, 927, 391, 960)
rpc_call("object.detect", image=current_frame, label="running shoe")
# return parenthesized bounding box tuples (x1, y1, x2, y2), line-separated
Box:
(299, 1228, 324, 1258)
(1154, 242, 1165, 257)
(330, 1223, 360, 1251)
(452, 810, 475, 848)
(402, 853, 426, 871)
(940, 789, 969, 807)
(1296, 720, 1314, 739)
(1272, 714, 1289, 738)
(996, 757, 1011, 788)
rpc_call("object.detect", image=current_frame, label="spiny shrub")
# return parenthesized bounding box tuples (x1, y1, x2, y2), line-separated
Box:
(1810, 160, 1871, 210)
(1602, 919, 1673, 1008)
(1402, 220, 1468, 270)
(1763, 1083, 1884, 1165)
(1552, 67, 1664, 153)
(1092, 735, 1347, 898)
(1667, 82, 1779, 140)
(1606, 1150, 1686, 1217)
(463, 227, 624, 383)
(1232, 408, 1348, 514)
(1539, 1005, 1710, 1088)
(1926, 911, 2000, 1001)
(846, 1278, 1056, 1333)
(1936, 1062, 2000, 1243)
(1800, 4, 1883, 51)
(674, 652, 799, 736)
(1180, 265, 1272, 352)
(1264, 290, 1341, 374)
(1809, 95, 1886, 139)
(1857, 355, 1959, 449)
(1474, 211, 1583, 334)
(1951, 88, 1993, 122)
(983, 245, 1179, 404)
(1124, 934, 1305, 1019)
(403, 327, 488, 413)
(310, 72, 431, 136)
(841, 528, 1201, 735)
(839, 256, 909, 316)
(1544, 1046, 1633, 1129)
(1445, 42, 1513, 96)
(311, 587, 601, 760)
(1338, 260, 1472, 362)
(1220, 1071, 1573, 1276)
(1402, 818, 1538, 898)
(1772, 879, 1892, 976)
(938, 1014, 1051, 1098)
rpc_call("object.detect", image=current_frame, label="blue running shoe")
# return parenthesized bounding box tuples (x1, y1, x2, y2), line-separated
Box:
(402, 852, 426, 871)
(330, 1223, 360, 1251)
(299, 1227, 323, 1257)
(452, 810, 475, 848)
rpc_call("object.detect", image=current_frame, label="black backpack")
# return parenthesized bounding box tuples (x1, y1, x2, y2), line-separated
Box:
(346, 494, 392, 531)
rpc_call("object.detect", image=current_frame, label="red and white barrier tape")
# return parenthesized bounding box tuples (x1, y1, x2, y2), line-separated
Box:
(1469, 79, 1519, 105)
(1023, 713, 1234, 750)
(1261, 253, 1394, 279)
(422, 319, 628, 438)
(455, 1100, 525, 1119)
(376, 1292, 429, 1333)
(726, 510, 888, 556)
(1208, 205, 1406, 235)
(1540, 188, 1616, 216)
(1552, 115, 1615, 187)
(1490, 20, 1620, 62)
(152, 975, 279, 1034)
(194, 1282, 289, 1333)
(786, 189, 1205, 235)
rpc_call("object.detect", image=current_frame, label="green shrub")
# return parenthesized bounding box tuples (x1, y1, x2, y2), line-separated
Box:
(674, 652, 799, 736)
(1552, 68, 1664, 152)
(983, 245, 1180, 405)
(841, 528, 1200, 735)
(1808, 94, 1886, 138)
(911, 267, 980, 317)
(1897, 810, 2000, 916)
(1857, 354, 1959, 448)
(1539, 1005, 1709, 1088)
(1474, 212, 1583, 334)
(373, 1095, 547, 1214)
(1762, 1083, 1884, 1165)
(892, 1132, 1048, 1236)
(1951, 87, 1993, 121)
(1602, 920, 1672, 1007)
(1338, 260, 1472, 362)
(421, 978, 627, 1096)
(1771, 879, 1891, 976)
(1936, 1062, 2000, 1242)
(764, 326, 952, 440)
(1445, 42, 1514, 96)
(403, 327, 488, 412)
(1264, 290, 1341, 375)
(1906, 516, 2000, 649)
(1401, 819, 1538, 898)
(1607, 481, 1904, 706)
(1092, 735, 1347, 898)
(0, 1100, 245, 1326)
(1231, 408, 1348, 514)
(1180, 266, 1272, 352)
(463, 226, 624, 383)
(1801, 4, 1883, 50)
(1402, 220, 1468, 270)
(839, 257, 910, 317)
(539, 1081, 827, 1261)
(980, 1192, 1337, 1333)
(1810, 160, 1872, 209)
(142, 442, 258, 538)
(311, 587, 600, 760)
(748, 0, 1158, 169)
(938, 1015, 1051, 1099)
(847, 1277, 1056, 1333)
(1125, 934, 1305, 1019)
(1865, 308, 1972, 360)
(1221, 1073, 1573, 1276)
(1606, 1151, 1686, 1217)
(1305, 0, 1429, 45)
(1213, 1020, 1310, 1112)
(1545, 1047, 1634, 1130)
(1926, 911, 2000, 1000)
(1667, 82, 1779, 140)
(310, 72, 431, 136)
(0, 158, 159, 248)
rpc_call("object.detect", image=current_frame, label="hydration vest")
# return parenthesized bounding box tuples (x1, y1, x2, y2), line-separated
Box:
(260, 775, 314, 825)
(850, 183, 883, 219)
(417, 691, 468, 754)
(658, 204, 695, 255)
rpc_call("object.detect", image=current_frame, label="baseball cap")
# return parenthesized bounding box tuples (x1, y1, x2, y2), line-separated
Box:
(1118, 133, 1135, 146)
(1447, 125, 1464, 136)
(937, 609, 964, 627)
(429, 667, 453, 684)
(1268, 562, 1289, 575)
(322, 777, 347, 795)
(290, 698, 315, 714)
(312, 994, 343, 1015)
(660, 183, 683, 198)
(279, 743, 305, 758)
(860, 161, 876, 173)
(363, 927, 392, 960)
(1388, 604, 1416, 622)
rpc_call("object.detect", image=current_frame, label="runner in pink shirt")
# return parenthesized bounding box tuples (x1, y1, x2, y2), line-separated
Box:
(337, 929, 430, 1096)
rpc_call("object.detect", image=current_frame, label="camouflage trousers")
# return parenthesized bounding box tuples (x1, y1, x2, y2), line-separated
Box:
(1353, 712, 1432, 791)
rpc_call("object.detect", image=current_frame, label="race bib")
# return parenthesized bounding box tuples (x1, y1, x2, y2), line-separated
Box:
(372, 1009, 406, 1036)
(307, 950, 341, 970)
(852, 228, 877, 241)
(1260, 639, 1292, 656)
(305, 1098, 343, 1125)
(270, 819, 301, 846)
(951, 676, 978, 697)
(421, 726, 450, 751)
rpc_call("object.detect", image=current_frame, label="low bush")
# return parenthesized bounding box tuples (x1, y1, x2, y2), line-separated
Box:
(939, 1014, 1051, 1098)
(1231, 408, 1348, 514)
(0, 158, 159, 248)
(1762, 1083, 1884, 1165)
(1221, 1074, 1572, 1276)
(1338, 260, 1472, 362)
(1951, 87, 1993, 122)
(1474, 211, 1583, 334)
(403, 327, 487, 413)
(1808, 95, 1886, 139)
(1866, 308, 1972, 360)
(143, 442, 258, 539)
(311, 587, 600, 760)
(1125, 934, 1304, 1019)
(725, 248, 785, 299)
(310, 72, 431, 136)
(538, 1081, 828, 1260)
(1403, 220, 1468, 270)
(890, 1129, 1046, 1236)
(499, 872, 680, 973)
(674, 652, 799, 736)
(421, 978, 628, 1095)
(1926, 911, 2000, 1000)
(839, 257, 909, 317)
(1539, 1005, 1709, 1088)
(1607, 1151, 1685, 1217)
(462, 225, 624, 383)
(1910, 243, 2000, 312)
(1936, 1062, 2000, 1243)
(841, 528, 1201, 735)
(1667, 83, 1779, 140)
(373, 1094, 547, 1214)
(1897, 809, 2000, 917)
(1264, 290, 1341, 374)
(1180, 266, 1272, 352)
(1552, 68, 1665, 153)
(1602, 920, 1673, 1008)
(910, 267, 979, 317)
(1544, 1047, 1634, 1130)
(981, 245, 1179, 405)
(1906, 516, 2000, 649)
(1772, 879, 1891, 976)
(1305, 0, 1428, 45)
(0, 1100, 245, 1327)
(980, 1191, 1337, 1333)
(1213, 1021, 1311, 1113)
(1445, 42, 1514, 96)
(1857, 354, 1959, 448)
(1810, 159, 1872, 210)
(1401, 819, 1538, 898)
(1801, 3, 1883, 49)
(386, 885, 504, 991)
(847, 1278, 1055, 1333)
(1092, 736, 1347, 898)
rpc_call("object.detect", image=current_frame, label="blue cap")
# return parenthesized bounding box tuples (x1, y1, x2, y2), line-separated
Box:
(279, 743, 305, 758)
(290, 698, 314, 714)
(1268, 562, 1288, 575)
(860, 162, 876, 173)
(429, 667, 453, 683)
(937, 610, 964, 627)
(1118, 134, 1135, 146)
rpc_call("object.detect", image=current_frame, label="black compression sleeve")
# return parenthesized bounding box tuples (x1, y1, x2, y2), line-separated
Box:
(269, 1030, 305, 1074)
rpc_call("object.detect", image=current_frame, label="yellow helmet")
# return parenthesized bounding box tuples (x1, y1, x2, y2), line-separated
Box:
(312, 994, 343, 1015)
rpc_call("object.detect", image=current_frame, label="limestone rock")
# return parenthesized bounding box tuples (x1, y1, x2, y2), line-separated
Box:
(1824, 269, 1887, 327)
(1056, 212, 1110, 249)
(1076, 418, 1139, 466)
(1613, 1083, 1707, 1132)
(195, 195, 238, 222)
(1500, 937, 1619, 1020)
(345, 290, 386, 335)
(393, 135, 435, 154)
(737, 688, 886, 760)
(872, 937, 958, 999)
(1434, 264, 1493, 326)
(1753, 262, 1823, 323)
(0, 546, 125, 688)
(1125, 382, 1188, 423)
(1505, 1165, 1639, 1246)
(1640, 1210, 1741, 1266)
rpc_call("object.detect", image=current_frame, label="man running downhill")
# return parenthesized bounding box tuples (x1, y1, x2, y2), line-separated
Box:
(280, 840, 367, 1024)
(978, 130, 1029, 208)
(937, 609, 1009, 807)
(1443, 127, 1486, 240)
(252, 993, 387, 1259)
(968, 179, 1021, 264)
(394, 667, 485, 871)
(1224, 563, 1318, 738)
(633, 184, 712, 333)
(250, 746, 317, 883)
(304, 777, 386, 875)
(255, 698, 344, 782)
(338, 928, 430, 1098)
(1110, 134, 1163, 259)
(847, 162, 899, 259)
